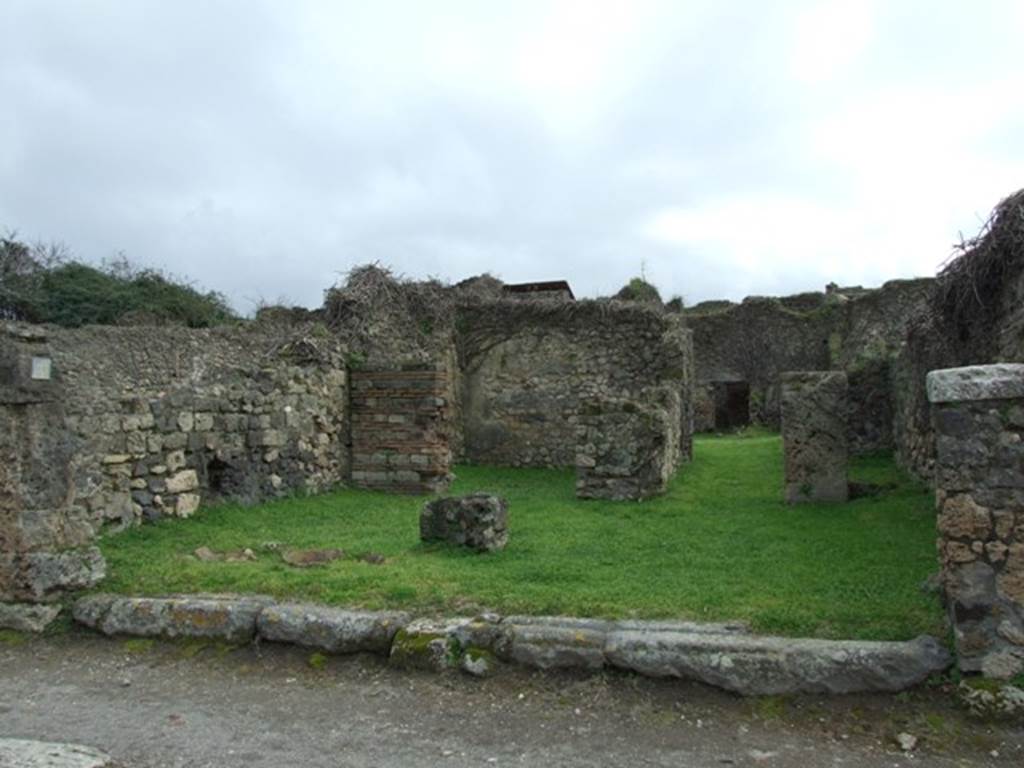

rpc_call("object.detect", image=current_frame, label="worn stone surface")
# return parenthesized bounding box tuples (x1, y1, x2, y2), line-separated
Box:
(1, 322, 349, 602)
(459, 300, 693, 470)
(927, 364, 1024, 404)
(73, 594, 270, 643)
(257, 602, 408, 654)
(279, 548, 345, 567)
(503, 616, 612, 670)
(930, 372, 1024, 678)
(781, 371, 849, 503)
(0, 601, 62, 632)
(9, 547, 106, 603)
(420, 493, 508, 552)
(388, 618, 464, 671)
(958, 680, 1024, 719)
(0, 738, 113, 768)
(575, 388, 681, 501)
(604, 631, 951, 695)
(193, 546, 256, 563)
(68, 596, 953, 694)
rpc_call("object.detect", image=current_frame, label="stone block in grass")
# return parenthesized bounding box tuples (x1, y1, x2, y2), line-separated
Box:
(420, 493, 508, 552)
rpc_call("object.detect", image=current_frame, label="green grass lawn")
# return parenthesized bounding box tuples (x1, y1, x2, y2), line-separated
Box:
(97, 433, 945, 641)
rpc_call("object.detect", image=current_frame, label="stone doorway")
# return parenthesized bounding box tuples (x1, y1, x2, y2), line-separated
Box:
(713, 381, 750, 430)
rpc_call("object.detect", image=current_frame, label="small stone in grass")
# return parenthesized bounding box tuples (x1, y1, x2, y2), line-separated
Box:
(896, 732, 917, 752)
(194, 546, 221, 562)
(281, 548, 346, 567)
(194, 546, 256, 562)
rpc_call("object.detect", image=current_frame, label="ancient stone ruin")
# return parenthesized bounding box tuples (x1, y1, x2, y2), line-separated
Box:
(928, 364, 1024, 679)
(4, 187, 1024, 681)
(0, 273, 693, 610)
(349, 366, 452, 494)
(576, 389, 683, 501)
(781, 371, 849, 503)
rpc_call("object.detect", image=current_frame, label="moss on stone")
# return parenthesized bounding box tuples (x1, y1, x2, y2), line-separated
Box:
(121, 637, 155, 654)
(307, 651, 329, 670)
(390, 628, 445, 665)
(0, 629, 27, 646)
(463, 645, 494, 663)
(962, 676, 1006, 693)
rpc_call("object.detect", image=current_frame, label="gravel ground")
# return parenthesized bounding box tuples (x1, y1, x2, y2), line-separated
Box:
(1, 631, 1021, 768)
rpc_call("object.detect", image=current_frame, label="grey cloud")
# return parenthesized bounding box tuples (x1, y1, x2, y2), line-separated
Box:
(2, 1, 1020, 312)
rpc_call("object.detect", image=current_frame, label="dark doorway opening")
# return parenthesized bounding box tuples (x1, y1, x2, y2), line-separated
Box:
(713, 381, 750, 430)
(206, 457, 231, 496)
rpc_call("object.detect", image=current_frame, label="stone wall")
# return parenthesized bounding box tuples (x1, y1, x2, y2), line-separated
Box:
(686, 297, 831, 430)
(576, 387, 682, 500)
(781, 371, 849, 504)
(349, 367, 453, 494)
(890, 190, 1024, 480)
(458, 300, 693, 470)
(892, 270, 1024, 481)
(686, 280, 932, 447)
(1, 321, 349, 603)
(928, 364, 1024, 678)
(846, 358, 894, 455)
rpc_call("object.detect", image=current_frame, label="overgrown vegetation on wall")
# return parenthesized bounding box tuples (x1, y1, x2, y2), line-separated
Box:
(0, 235, 235, 328)
(932, 187, 1024, 360)
(891, 187, 1024, 478)
(614, 276, 662, 304)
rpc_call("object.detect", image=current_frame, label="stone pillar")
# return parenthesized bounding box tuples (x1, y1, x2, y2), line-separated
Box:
(575, 389, 679, 501)
(349, 366, 453, 494)
(1, 326, 105, 618)
(781, 371, 848, 503)
(927, 364, 1024, 678)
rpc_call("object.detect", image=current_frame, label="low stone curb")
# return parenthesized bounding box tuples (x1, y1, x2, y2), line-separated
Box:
(257, 602, 409, 654)
(0, 738, 114, 768)
(0, 601, 63, 633)
(73, 593, 275, 643)
(71, 594, 953, 696)
(605, 629, 951, 695)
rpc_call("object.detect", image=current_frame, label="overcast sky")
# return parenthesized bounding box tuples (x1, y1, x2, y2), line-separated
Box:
(3, 1, 1023, 311)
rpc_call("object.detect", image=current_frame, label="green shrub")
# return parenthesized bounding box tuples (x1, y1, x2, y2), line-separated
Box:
(614, 277, 663, 305)
(0, 235, 234, 328)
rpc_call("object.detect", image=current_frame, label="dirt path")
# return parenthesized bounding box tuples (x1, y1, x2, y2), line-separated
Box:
(1, 632, 1020, 767)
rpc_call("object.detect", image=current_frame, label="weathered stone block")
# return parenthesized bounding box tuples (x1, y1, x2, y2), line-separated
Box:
(14, 547, 106, 603)
(388, 618, 464, 671)
(927, 364, 1024, 404)
(504, 616, 609, 670)
(604, 631, 951, 695)
(165, 469, 198, 493)
(174, 492, 201, 518)
(0, 738, 114, 768)
(574, 392, 680, 501)
(420, 493, 508, 552)
(74, 594, 270, 642)
(257, 602, 408, 654)
(930, 364, 1024, 679)
(0, 601, 62, 632)
(781, 371, 848, 503)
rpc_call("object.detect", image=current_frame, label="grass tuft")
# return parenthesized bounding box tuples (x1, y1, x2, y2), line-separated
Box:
(0, 629, 28, 646)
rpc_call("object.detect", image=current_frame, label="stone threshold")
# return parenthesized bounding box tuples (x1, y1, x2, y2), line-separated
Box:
(71, 593, 952, 696)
